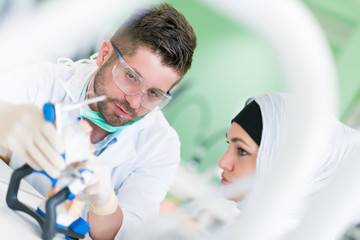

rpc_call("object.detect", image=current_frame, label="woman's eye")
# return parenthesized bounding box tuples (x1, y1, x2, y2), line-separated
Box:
(238, 148, 248, 156)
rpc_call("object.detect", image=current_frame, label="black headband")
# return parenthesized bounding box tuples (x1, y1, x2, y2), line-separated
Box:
(231, 100, 263, 146)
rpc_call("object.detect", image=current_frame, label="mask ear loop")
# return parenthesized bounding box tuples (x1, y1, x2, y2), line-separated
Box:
(55, 58, 77, 102)
(90, 52, 98, 61)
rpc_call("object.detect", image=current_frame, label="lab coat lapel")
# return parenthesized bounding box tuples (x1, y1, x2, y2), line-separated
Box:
(98, 126, 137, 169)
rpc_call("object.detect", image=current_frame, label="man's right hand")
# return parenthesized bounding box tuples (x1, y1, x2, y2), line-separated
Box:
(0, 101, 65, 177)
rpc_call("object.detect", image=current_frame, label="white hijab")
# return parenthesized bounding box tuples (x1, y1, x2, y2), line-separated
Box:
(233, 92, 360, 235)
(251, 93, 360, 197)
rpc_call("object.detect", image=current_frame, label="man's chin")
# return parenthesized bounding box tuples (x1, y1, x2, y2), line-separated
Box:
(105, 117, 135, 127)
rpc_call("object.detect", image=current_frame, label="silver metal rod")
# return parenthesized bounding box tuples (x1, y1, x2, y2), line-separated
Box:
(61, 95, 106, 112)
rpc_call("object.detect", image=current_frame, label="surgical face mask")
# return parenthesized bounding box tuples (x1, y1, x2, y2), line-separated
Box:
(79, 108, 143, 133)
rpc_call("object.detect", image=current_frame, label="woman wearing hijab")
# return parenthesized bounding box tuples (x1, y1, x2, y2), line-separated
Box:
(218, 92, 360, 234)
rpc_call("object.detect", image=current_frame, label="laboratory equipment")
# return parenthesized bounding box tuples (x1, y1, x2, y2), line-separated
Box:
(6, 96, 105, 240)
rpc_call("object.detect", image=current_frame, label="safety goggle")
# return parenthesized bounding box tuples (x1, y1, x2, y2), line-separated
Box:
(112, 44, 172, 110)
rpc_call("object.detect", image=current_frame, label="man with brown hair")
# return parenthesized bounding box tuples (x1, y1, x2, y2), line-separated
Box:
(0, 3, 196, 239)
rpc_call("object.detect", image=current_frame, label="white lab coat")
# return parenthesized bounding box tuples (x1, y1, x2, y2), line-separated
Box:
(0, 58, 181, 239)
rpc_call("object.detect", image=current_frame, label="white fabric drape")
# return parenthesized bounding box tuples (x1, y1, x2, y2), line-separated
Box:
(251, 93, 360, 197)
(233, 92, 360, 236)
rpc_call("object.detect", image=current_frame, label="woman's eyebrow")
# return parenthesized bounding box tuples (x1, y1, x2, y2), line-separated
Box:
(225, 133, 251, 148)
(230, 137, 251, 147)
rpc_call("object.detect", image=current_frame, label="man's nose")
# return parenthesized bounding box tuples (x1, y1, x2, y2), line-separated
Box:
(125, 91, 145, 109)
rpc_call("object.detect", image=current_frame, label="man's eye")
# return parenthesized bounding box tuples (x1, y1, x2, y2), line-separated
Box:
(124, 68, 138, 82)
(148, 89, 160, 98)
(126, 72, 135, 80)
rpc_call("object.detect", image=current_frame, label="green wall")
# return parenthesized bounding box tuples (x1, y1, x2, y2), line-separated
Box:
(163, 0, 283, 171)
(161, 0, 360, 171)
(302, 0, 360, 120)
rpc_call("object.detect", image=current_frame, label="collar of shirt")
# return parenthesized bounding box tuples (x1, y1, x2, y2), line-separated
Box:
(92, 131, 121, 156)
(91, 124, 138, 169)
(78, 72, 121, 156)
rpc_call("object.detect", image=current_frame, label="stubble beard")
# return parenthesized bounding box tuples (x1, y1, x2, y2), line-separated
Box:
(93, 65, 138, 126)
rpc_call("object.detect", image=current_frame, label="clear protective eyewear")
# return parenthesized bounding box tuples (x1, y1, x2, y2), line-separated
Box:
(111, 44, 172, 110)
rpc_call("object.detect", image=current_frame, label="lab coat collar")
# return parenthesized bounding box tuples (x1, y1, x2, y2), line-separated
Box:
(57, 58, 97, 102)
(94, 113, 150, 169)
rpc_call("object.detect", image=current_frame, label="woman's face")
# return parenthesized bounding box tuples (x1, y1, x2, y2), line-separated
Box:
(218, 122, 259, 200)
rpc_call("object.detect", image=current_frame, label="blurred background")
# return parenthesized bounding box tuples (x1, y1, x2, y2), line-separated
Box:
(0, 0, 360, 171)
(2, 0, 359, 171)
(1, 0, 360, 237)
(167, 0, 360, 172)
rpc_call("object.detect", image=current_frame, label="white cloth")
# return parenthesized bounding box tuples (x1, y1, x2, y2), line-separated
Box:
(242, 92, 360, 235)
(0, 57, 181, 239)
(252, 93, 360, 196)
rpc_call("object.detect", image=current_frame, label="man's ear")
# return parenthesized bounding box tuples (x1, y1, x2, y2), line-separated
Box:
(96, 40, 114, 67)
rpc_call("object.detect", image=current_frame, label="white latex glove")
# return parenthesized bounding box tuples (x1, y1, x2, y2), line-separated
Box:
(0, 101, 65, 177)
(81, 156, 118, 215)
